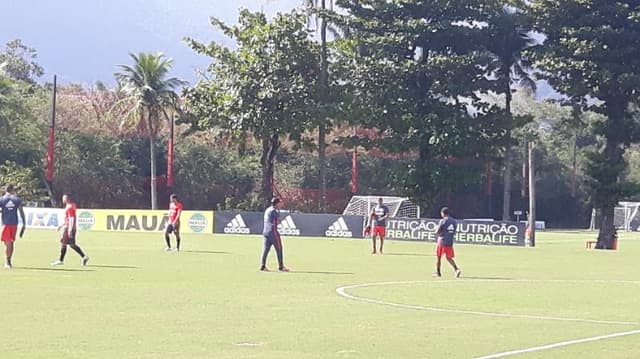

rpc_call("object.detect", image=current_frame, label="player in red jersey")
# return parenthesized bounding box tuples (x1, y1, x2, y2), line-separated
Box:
(367, 197, 390, 254)
(51, 194, 89, 266)
(164, 194, 183, 252)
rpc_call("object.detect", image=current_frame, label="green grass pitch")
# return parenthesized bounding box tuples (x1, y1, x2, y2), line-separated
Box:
(1, 229, 639, 358)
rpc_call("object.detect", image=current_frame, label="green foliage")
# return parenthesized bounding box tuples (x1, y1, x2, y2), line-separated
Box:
(530, 1, 640, 243)
(185, 10, 321, 142)
(185, 10, 322, 202)
(0, 161, 41, 201)
(0, 39, 44, 83)
(0, 75, 48, 185)
(53, 130, 144, 208)
(334, 0, 507, 208)
(173, 141, 260, 210)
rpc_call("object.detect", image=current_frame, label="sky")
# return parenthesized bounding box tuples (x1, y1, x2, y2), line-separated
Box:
(0, 0, 300, 85)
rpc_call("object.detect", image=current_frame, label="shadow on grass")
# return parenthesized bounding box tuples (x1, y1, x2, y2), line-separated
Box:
(18, 267, 94, 272)
(462, 276, 515, 281)
(288, 270, 354, 275)
(183, 250, 231, 255)
(384, 252, 433, 257)
(89, 265, 138, 269)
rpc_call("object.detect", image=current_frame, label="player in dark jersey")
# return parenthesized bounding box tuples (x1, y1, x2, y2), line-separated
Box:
(367, 197, 390, 254)
(164, 194, 183, 252)
(51, 194, 89, 266)
(0, 184, 26, 269)
(260, 197, 289, 272)
(433, 207, 461, 278)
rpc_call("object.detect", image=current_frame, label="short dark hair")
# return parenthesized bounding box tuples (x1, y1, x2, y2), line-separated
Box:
(5, 184, 14, 193)
(441, 207, 450, 216)
(170, 194, 178, 200)
(64, 193, 72, 200)
(271, 197, 281, 205)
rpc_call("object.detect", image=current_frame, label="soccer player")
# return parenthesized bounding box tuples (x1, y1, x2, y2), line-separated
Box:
(164, 194, 183, 252)
(0, 184, 26, 269)
(51, 194, 89, 266)
(433, 207, 461, 278)
(260, 197, 289, 272)
(368, 197, 390, 254)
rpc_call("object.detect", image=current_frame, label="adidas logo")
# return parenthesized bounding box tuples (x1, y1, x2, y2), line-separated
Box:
(224, 214, 250, 234)
(278, 215, 300, 236)
(325, 217, 353, 237)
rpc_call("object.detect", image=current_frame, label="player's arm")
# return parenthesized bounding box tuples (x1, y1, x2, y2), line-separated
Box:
(18, 205, 26, 238)
(67, 215, 75, 235)
(435, 220, 445, 235)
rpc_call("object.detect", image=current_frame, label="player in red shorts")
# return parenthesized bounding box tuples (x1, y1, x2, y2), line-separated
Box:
(164, 194, 183, 252)
(51, 194, 89, 266)
(434, 207, 461, 278)
(367, 197, 390, 254)
(0, 184, 26, 269)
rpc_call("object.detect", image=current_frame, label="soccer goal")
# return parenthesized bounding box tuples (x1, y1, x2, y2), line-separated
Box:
(590, 202, 640, 231)
(342, 195, 421, 218)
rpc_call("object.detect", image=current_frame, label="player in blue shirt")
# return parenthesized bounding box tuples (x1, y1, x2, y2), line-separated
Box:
(0, 184, 26, 269)
(260, 197, 289, 272)
(433, 207, 461, 278)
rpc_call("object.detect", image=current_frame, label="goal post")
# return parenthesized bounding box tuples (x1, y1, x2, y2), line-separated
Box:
(343, 195, 421, 218)
(590, 202, 640, 232)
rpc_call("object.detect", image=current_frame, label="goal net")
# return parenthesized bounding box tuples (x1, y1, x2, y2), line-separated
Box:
(590, 202, 640, 231)
(343, 195, 421, 218)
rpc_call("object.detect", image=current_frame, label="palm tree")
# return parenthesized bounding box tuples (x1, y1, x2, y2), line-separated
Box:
(115, 53, 185, 209)
(486, 6, 537, 221)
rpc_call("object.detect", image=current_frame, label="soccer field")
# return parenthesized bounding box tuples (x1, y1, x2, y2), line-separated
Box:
(1, 230, 639, 359)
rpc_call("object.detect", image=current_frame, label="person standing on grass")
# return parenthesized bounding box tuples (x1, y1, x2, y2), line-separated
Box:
(0, 184, 26, 269)
(164, 194, 183, 252)
(433, 207, 461, 278)
(367, 197, 390, 254)
(260, 197, 289, 272)
(51, 194, 89, 266)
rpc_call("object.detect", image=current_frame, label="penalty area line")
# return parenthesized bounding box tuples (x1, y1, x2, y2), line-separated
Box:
(335, 281, 639, 326)
(474, 329, 640, 359)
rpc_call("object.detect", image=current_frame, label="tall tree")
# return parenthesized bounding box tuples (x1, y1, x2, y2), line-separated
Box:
(485, 4, 537, 221)
(185, 10, 321, 203)
(0, 39, 44, 83)
(115, 53, 185, 209)
(335, 0, 506, 208)
(530, 0, 640, 248)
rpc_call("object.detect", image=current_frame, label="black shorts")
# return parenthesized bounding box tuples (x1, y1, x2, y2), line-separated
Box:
(166, 222, 180, 234)
(61, 230, 77, 245)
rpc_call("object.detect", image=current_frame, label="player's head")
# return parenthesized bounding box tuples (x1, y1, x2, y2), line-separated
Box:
(62, 193, 71, 204)
(5, 184, 15, 194)
(271, 197, 281, 208)
(441, 207, 450, 218)
(170, 194, 178, 203)
(378, 197, 383, 206)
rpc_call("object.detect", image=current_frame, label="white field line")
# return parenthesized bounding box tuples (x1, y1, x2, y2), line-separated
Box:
(335, 280, 639, 326)
(474, 329, 640, 359)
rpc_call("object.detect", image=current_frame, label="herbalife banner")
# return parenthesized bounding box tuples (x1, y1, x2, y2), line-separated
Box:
(214, 211, 364, 239)
(386, 218, 526, 246)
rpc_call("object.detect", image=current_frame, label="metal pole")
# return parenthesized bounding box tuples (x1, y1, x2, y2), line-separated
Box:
(528, 141, 536, 247)
(45, 75, 57, 207)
